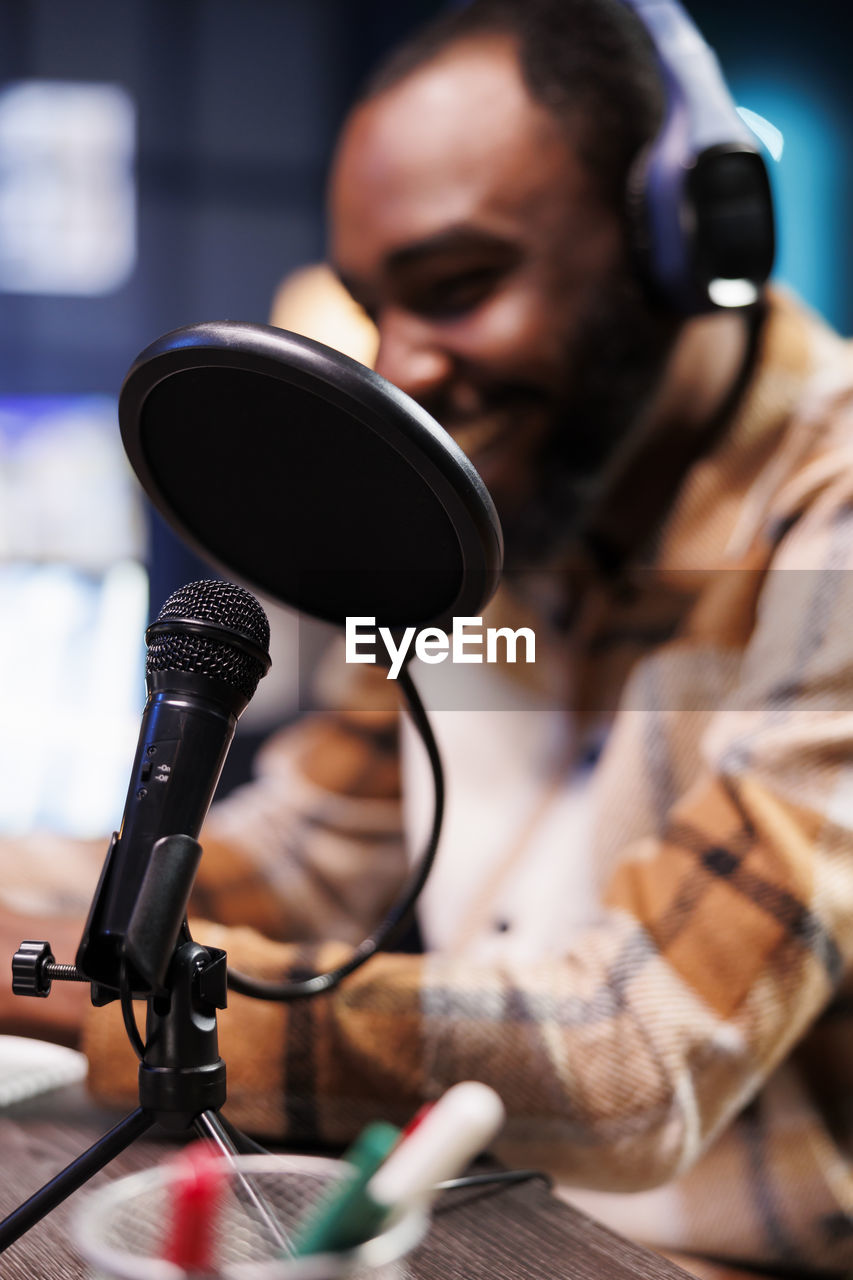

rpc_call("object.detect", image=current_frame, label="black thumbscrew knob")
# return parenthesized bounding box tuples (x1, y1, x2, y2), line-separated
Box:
(11, 940, 55, 997)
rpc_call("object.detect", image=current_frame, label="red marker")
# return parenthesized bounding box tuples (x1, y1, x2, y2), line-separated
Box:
(161, 1142, 227, 1273)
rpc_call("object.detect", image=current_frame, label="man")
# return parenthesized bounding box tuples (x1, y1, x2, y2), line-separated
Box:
(5, 1, 853, 1274)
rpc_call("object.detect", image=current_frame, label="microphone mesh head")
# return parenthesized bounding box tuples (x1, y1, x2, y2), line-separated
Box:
(146, 579, 271, 700)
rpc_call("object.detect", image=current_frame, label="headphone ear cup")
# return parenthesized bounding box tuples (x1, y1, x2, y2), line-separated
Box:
(624, 137, 774, 314)
(686, 147, 775, 304)
(617, 0, 774, 314)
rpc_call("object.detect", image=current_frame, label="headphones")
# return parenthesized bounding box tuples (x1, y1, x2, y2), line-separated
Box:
(448, 0, 777, 315)
(622, 0, 775, 315)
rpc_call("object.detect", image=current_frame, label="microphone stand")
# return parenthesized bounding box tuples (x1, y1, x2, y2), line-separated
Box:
(0, 832, 286, 1255)
(0, 659, 446, 1254)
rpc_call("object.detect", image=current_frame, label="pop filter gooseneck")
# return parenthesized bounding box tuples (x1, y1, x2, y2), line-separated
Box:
(118, 321, 504, 1000)
(228, 662, 443, 1001)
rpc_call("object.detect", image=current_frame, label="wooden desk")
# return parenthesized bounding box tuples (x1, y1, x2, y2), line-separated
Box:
(0, 1085, 693, 1280)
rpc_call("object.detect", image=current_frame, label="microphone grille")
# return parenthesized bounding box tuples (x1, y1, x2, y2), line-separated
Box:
(146, 579, 271, 700)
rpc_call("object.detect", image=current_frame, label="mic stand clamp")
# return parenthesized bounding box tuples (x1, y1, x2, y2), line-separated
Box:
(138, 939, 228, 1127)
(11, 935, 230, 1122)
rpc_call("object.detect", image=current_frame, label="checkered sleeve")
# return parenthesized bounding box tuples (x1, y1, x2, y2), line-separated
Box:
(409, 468, 853, 1188)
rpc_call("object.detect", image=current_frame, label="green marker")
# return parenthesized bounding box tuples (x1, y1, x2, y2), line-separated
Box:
(291, 1121, 400, 1257)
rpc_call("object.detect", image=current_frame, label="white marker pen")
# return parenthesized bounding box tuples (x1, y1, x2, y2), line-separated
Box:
(368, 1081, 506, 1214)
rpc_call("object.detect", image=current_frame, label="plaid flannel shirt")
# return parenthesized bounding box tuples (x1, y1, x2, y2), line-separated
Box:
(85, 290, 853, 1271)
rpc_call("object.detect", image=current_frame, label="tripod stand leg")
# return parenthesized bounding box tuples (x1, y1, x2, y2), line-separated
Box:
(0, 1106, 154, 1252)
(195, 1109, 293, 1256)
(214, 1109, 270, 1155)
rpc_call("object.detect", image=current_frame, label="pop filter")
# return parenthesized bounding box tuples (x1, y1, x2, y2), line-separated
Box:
(119, 321, 503, 629)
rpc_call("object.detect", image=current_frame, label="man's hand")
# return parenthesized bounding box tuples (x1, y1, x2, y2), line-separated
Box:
(0, 906, 90, 1048)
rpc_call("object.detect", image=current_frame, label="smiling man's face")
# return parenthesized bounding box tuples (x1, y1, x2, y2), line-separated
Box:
(329, 33, 676, 562)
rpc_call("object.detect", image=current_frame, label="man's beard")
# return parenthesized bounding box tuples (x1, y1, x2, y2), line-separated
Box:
(502, 274, 679, 571)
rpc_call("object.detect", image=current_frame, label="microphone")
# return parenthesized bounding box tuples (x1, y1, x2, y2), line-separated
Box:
(75, 578, 270, 993)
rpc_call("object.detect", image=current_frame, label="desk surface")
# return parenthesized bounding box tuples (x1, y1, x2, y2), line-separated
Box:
(0, 1085, 693, 1280)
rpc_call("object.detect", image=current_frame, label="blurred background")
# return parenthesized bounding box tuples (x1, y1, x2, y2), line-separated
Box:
(0, 0, 849, 836)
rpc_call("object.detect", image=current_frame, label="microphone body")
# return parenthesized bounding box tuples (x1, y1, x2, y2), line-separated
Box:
(76, 580, 270, 993)
(95, 673, 239, 943)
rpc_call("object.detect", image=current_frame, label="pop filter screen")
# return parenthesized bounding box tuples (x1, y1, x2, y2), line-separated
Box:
(119, 322, 503, 629)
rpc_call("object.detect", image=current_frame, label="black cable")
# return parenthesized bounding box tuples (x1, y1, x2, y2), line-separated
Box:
(119, 959, 146, 1061)
(227, 661, 444, 1001)
(436, 1169, 553, 1192)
